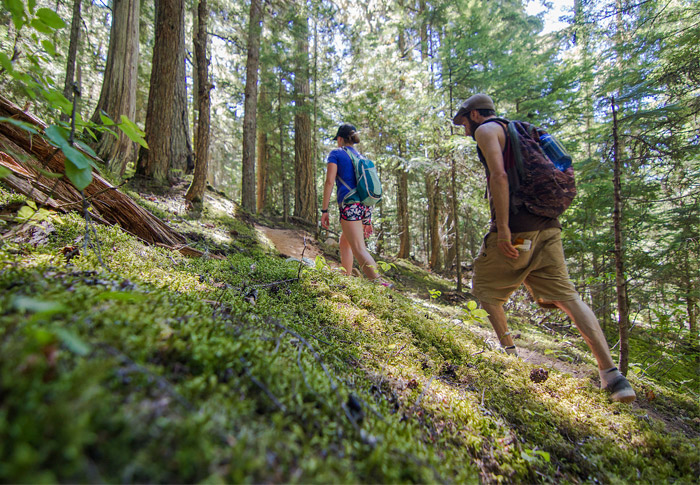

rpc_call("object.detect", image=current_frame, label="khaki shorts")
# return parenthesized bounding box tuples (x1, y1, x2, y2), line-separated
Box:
(472, 228, 579, 306)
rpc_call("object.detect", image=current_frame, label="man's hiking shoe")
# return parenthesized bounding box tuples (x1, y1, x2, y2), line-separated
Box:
(372, 276, 394, 289)
(604, 375, 636, 403)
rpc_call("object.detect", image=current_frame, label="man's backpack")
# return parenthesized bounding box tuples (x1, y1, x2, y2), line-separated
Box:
(479, 118, 576, 219)
(338, 147, 383, 206)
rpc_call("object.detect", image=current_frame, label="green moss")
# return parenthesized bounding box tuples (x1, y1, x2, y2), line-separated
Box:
(0, 198, 698, 483)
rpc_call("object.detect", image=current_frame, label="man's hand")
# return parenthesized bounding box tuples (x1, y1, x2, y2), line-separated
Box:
(363, 223, 373, 239)
(496, 228, 519, 259)
(321, 212, 330, 229)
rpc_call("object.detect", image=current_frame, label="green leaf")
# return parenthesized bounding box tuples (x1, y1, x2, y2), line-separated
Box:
(42, 89, 72, 113)
(45, 124, 69, 148)
(74, 140, 98, 159)
(5, 0, 26, 28)
(467, 300, 477, 311)
(36, 8, 66, 29)
(12, 296, 66, 321)
(30, 18, 53, 34)
(36, 166, 64, 179)
(99, 111, 116, 126)
(534, 450, 551, 462)
(41, 39, 56, 57)
(0, 116, 39, 135)
(26, 200, 37, 210)
(521, 451, 537, 463)
(64, 158, 93, 190)
(471, 309, 489, 319)
(63, 143, 98, 171)
(54, 328, 91, 356)
(118, 115, 148, 149)
(28, 0, 36, 13)
(16, 205, 35, 222)
(0, 52, 13, 73)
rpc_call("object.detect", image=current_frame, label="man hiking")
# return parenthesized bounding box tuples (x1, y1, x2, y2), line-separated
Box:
(453, 93, 635, 403)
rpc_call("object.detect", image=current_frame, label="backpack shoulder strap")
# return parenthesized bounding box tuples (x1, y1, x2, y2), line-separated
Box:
(337, 147, 358, 204)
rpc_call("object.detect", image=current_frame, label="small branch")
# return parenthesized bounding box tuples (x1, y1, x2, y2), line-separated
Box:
(240, 357, 288, 412)
(413, 375, 435, 409)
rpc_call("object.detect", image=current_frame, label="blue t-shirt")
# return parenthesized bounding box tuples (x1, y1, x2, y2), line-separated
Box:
(327, 147, 359, 205)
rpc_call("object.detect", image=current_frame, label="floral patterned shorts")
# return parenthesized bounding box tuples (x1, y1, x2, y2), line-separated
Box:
(339, 202, 372, 225)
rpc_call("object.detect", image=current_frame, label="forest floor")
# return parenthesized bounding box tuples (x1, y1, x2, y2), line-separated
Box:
(1, 180, 699, 483)
(253, 214, 700, 441)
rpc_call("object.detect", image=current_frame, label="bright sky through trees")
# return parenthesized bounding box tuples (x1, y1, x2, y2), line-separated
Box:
(526, 0, 574, 34)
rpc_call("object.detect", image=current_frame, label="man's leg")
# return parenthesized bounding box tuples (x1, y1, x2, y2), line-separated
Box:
(554, 298, 636, 402)
(480, 301, 517, 354)
(553, 298, 614, 370)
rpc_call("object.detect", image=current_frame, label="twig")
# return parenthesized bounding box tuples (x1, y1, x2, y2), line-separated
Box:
(240, 357, 288, 412)
(413, 375, 435, 409)
(296, 236, 309, 280)
(99, 344, 194, 412)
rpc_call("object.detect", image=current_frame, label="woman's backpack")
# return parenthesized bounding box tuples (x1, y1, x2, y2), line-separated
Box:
(338, 147, 383, 206)
(479, 118, 576, 219)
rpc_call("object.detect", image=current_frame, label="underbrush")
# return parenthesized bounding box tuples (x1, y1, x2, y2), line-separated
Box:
(0, 194, 699, 483)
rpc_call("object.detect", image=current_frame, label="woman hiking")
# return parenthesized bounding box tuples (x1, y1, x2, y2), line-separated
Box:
(320, 123, 392, 287)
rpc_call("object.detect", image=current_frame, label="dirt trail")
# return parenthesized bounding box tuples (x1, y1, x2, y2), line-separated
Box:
(255, 224, 342, 270)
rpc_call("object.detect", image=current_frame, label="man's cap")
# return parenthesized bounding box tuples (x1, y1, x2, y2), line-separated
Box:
(452, 94, 495, 124)
(333, 123, 358, 140)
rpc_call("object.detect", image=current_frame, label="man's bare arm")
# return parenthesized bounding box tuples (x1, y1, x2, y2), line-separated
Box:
(475, 122, 519, 259)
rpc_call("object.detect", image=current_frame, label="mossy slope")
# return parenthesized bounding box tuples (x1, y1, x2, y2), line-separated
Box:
(0, 190, 698, 483)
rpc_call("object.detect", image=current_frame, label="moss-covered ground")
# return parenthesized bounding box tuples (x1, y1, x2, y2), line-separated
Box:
(1, 185, 698, 483)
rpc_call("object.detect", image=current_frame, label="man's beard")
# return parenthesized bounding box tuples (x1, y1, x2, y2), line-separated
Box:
(468, 118, 481, 139)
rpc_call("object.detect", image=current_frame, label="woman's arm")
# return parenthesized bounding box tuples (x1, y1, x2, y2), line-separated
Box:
(321, 162, 337, 229)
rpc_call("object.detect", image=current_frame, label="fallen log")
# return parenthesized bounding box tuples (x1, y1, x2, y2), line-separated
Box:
(0, 94, 190, 249)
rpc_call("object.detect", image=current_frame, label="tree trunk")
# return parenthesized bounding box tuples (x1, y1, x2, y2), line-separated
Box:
(450, 154, 462, 291)
(241, 0, 263, 212)
(256, 84, 269, 213)
(136, 0, 191, 185)
(292, 16, 316, 223)
(61, 0, 82, 124)
(426, 171, 443, 271)
(185, 0, 211, 204)
(611, 96, 630, 375)
(396, 143, 410, 259)
(90, 0, 139, 177)
(191, 0, 199, 148)
(279, 81, 289, 223)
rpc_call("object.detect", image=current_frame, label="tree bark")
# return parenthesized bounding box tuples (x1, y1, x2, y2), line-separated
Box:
(185, 0, 211, 204)
(136, 0, 192, 185)
(90, 0, 139, 177)
(396, 143, 410, 259)
(292, 16, 316, 223)
(256, 78, 269, 214)
(191, 0, 199, 148)
(450, 154, 462, 291)
(279, 80, 289, 223)
(241, 0, 263, 212)
(61, 0, 82, 124)
(426, 171, 443, 271)
(611, 96, 630, 375)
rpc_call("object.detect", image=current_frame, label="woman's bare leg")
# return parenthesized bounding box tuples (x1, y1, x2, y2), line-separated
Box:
(340, 219, 379, 280)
